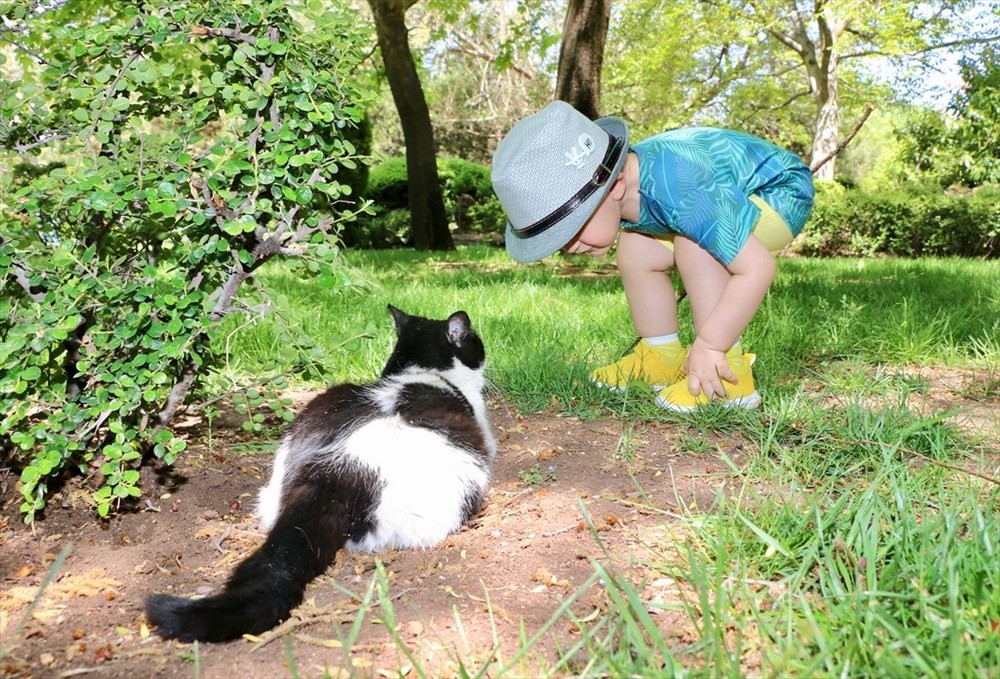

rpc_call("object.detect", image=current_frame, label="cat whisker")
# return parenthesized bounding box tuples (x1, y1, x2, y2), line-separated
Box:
(482, 375, 512, 414)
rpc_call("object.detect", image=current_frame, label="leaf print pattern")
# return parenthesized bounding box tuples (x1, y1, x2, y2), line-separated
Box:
(624, 128, 815, 265)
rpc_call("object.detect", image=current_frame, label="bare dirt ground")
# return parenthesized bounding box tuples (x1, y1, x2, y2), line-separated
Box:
(2, 367, 997, 679)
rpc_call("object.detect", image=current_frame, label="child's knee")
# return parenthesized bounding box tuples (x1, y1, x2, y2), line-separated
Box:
(617, 231, 675, 272)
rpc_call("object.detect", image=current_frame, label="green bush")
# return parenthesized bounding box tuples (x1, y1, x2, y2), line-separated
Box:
(364, 156, 410, 210)
(439, 157, 495, 233)
(339, 207, 412, 249)
(0, 0, 372, 522)
(795, 183, 999, 258)
(466, 195, 508, 237)
(346, 156, 503, 248)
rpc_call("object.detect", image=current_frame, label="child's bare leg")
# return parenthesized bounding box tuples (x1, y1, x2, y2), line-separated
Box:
(655, 236, 761, 411)
(616, 231, 678, 337)
(672, 236, 731, 336)
(590, 231, 684, 390)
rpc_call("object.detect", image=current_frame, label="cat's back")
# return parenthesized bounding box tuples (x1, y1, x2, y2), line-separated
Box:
(285, 382, 378, 448)
(341, 370, 491, 550)
(260, 306, 496, 550)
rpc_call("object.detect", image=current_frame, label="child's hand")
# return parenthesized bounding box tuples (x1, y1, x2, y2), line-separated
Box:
(685, 338, 736, 399)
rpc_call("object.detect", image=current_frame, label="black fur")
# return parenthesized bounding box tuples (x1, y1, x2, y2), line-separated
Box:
(145, 469, 367, 642)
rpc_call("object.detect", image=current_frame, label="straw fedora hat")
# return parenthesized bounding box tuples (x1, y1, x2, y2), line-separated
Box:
(491, 100, 629, 262)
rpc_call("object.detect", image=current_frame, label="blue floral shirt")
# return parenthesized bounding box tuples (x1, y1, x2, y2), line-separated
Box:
(623, 128, 815, 265)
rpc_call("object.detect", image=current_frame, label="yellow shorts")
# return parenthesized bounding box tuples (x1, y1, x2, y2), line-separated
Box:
(651, 195, 795, 255)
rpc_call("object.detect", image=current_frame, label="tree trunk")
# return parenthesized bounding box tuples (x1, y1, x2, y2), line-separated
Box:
(811, 77, 840, 180)
(368, 0, 453, 250)
(773, 1, 846, 180)
(554, 0, 611, 120)
(809, 8, 842, 181)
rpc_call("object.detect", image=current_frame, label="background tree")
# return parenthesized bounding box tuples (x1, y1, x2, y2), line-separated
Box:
(946, 46, 1000, 186)
(893, 46, 1000, 188)
(554, 0, 611, 119)
(368, 0, 453, 250)
(397, 0, 561, 163)
(605, 0, 999, 180)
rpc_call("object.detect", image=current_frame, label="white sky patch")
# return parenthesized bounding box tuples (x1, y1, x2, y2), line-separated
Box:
(863, 51, 966, 112)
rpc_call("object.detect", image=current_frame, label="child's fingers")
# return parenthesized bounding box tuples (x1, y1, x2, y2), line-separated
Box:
(718, 364, 737, 384)
(688, 373, 725, 399)
(687, 351, 736, 398)
(687, 375, 703, 397)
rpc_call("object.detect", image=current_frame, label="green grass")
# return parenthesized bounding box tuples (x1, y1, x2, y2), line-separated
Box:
(212, 247, 999, 677)
(219, 248, 999, 412)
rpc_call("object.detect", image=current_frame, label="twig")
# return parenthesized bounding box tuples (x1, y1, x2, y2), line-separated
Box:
(59, 666, 111, 677)
(248, 587, 415, 651)
(210, 526, 234, 554)
(810, 103, 875, 175)
(599, 494, 687, 520)
(542, 525, 578, 538)
(857, 438, 1000, 486)
(190, 25, 257, 44)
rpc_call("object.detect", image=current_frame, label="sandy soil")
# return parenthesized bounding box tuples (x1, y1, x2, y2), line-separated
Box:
(2, 365, 996, 679)
(1, 399, 751, 678)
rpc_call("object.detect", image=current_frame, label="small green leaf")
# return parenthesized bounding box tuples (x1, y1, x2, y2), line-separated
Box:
(295, 186, 313, 204)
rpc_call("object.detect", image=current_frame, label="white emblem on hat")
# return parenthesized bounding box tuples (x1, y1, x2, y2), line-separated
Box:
(564, 133, 596, 168)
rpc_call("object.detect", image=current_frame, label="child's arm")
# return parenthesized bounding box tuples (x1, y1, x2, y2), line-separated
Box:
(685, 235, 776, 399)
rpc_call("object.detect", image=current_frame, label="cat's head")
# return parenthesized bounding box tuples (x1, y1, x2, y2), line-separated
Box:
(380, 305, 486, 378)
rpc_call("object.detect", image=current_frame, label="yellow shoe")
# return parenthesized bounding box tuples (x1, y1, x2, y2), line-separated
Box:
(590, 339, 686, 391)
(654, 353, 761, 412)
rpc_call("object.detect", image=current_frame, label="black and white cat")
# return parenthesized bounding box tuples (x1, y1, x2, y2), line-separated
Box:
(145, 305, 496, 642)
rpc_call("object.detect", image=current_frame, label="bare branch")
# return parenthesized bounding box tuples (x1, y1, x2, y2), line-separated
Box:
(154, 359, 200, 429)
(810, 103, 874, 174)
(190, 176, 232, 230)
(11, 132, 71, 154)
(0, 35, 57, 67)
(841, 34, 1000, 62)
(189, 25, 257, 44)
(448, 31, 536, 80)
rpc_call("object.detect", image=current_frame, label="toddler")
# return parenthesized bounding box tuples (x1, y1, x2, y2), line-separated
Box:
(491, 100, 814, 411)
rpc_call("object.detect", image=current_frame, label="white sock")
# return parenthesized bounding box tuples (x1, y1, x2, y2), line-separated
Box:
(645, 334, 680, 346)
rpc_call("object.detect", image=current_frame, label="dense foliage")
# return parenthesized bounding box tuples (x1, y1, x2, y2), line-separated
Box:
(0, 0, 372, 522)
(896, 47, 1000, 188)
(795, 183, 1000, 258)
(347, 156, 504, 247)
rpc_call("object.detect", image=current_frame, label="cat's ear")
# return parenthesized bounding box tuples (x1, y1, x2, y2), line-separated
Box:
(446, 311, 472, 346)
(388, 305, 409, 334)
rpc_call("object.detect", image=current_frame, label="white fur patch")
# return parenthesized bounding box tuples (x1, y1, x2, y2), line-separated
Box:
(344, 415, 490, 551)
(256, 440, 290, 530)
(254, 359, 495, 544)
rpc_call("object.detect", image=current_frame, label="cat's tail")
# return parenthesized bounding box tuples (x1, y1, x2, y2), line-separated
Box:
(145, 494, 351, 643)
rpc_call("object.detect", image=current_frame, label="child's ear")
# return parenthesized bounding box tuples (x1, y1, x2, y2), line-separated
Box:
(609, 174, 627, 199)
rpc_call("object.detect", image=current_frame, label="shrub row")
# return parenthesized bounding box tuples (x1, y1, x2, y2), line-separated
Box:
(342, 156, 505, 248)
(794, 183, 1000, 258)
